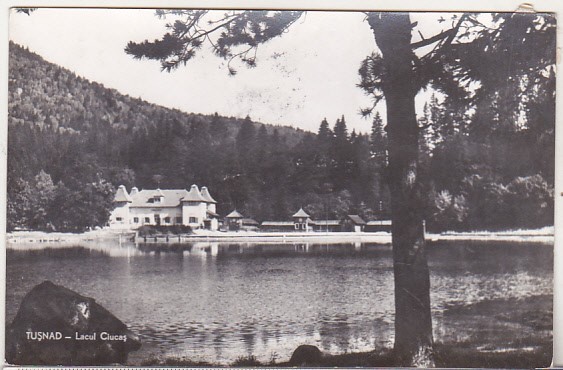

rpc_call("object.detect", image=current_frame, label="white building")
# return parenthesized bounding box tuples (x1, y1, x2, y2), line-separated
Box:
(109, 184, 219, 230)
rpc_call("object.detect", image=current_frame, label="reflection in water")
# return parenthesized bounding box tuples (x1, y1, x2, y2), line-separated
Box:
(6, 240, 552, 364)
(319, 313, 350, 353)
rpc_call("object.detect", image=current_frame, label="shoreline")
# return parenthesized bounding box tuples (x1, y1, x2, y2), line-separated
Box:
(137, 342, 553, 368)
(5, 226, 554, 248)
(136, 231, 393, 244)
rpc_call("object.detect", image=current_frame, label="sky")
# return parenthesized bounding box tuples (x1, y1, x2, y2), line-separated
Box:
(9, 9, 447, 134)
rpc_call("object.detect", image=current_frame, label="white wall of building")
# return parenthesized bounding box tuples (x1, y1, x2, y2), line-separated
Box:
(129, 207, 183, 227)
(182, 202, 208, 228)
(109, 202, 130, 229)
(208, 203, 216, 214)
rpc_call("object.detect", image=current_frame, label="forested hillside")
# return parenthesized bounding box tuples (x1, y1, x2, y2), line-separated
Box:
(7, 41, 554, 232)
(7, 42, 386, 231)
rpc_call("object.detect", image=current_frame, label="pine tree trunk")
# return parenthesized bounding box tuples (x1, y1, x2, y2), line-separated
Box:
(367, 13, 435, 367)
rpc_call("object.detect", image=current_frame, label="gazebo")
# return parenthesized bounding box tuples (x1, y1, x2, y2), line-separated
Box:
(225, 210, 244, 231)
(292, 208, 312, 231)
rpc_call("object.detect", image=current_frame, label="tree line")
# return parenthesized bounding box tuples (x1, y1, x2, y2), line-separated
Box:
(7, 39, 554, 233)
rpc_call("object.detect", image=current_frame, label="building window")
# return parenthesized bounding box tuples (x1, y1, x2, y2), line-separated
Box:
(164, 217, 170, 224)
(133, 217, 139, 223)
(189, 217, 198, 224)
(144, 217, 150, 223)
(294, 223, 299, 230)
(176, 217, 182, 224)
(116, 217, 123, 222)
(153, 197, 161, 203)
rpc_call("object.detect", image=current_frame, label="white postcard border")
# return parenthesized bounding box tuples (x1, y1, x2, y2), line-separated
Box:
(1, 0, 561, 367)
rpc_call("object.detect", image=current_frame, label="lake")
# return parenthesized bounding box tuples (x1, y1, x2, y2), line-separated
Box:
(5, 240, 553, 365)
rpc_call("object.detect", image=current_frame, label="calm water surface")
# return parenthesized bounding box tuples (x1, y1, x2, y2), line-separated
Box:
(6, 241, 552, 364)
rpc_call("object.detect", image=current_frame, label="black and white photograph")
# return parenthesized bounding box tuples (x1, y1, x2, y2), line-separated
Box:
(2, 4, 558, 368)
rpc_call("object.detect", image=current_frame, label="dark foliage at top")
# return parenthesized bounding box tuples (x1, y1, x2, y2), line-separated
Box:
(125, 10, 305, 73)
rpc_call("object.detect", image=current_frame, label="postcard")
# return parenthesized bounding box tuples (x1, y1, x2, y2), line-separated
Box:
(2, 1, 559, 368)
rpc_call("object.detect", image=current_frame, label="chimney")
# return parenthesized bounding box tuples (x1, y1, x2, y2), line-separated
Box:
(130, 187, 139, 196)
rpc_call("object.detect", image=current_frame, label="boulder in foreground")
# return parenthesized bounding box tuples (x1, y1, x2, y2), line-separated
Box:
(6, 280, 141, 365)
(289, 344, 323, 366)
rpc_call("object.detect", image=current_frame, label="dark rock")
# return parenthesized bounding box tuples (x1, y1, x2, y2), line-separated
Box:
(6, 281, 141, 365)
(289, 344, 323, 366)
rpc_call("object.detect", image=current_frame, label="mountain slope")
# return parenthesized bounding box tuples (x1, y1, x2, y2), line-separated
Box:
(8, 42, 307, 144)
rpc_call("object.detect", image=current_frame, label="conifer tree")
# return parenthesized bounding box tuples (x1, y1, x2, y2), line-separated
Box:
(370, 112, 387, 168)
(317, 118, 332, 147)
(236, 115, 256, 167)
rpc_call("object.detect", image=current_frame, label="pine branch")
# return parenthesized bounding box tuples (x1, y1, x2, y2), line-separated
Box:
(411, 28, 455, 49)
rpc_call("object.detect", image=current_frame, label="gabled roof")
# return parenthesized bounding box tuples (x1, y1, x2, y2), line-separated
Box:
(181, 184, 206, 202)
(241, 218, 259, 226)
(347, 215, 366, 225)
(200, 186, 217, 203)
(367, 220, 392, 226)
(292, 208, 310, 218)
(311, 220, 342, 226)
(114, 185, 132, 202)
(130, 189, 189, 208)
(261, 221, 295, 227)
(226, 210, 244, 219)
